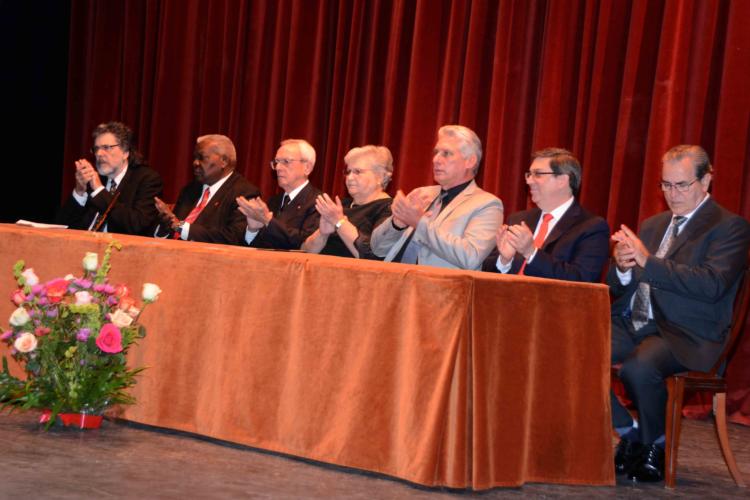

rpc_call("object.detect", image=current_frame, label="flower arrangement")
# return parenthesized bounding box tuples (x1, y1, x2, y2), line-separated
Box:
(0, 241, 161, 427)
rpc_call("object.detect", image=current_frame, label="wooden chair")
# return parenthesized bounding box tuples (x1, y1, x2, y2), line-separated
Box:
(662, 268, 750, 488)
(612, 268, 750, 488)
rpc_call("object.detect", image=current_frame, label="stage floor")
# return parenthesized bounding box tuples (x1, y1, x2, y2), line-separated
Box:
(0, 411, 747, 498)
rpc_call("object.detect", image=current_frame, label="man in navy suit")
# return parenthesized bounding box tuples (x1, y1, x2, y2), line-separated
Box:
(609, 145, 750, 482)
(57, 121, 163, 235)
(237, 139, 321, 250)
(154, 134, 260, 244)
(481, 148, 609, 282)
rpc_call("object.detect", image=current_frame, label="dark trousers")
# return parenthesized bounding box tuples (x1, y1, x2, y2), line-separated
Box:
(610, 315, 688, 444)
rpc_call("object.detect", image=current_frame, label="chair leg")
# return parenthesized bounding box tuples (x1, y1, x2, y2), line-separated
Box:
(664, 377, 685, 488)
(714, 392, 747, 487)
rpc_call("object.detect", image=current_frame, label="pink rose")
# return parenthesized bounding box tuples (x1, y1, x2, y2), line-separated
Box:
(45, 279, 69, 304)
(96, 324, 123, 354)
(34, 326, 51, 337)
(11, 289, 26, 306)
(14, 332, 37, 353)
(74, 291, 93, 305)
(1, 330, 12, 341)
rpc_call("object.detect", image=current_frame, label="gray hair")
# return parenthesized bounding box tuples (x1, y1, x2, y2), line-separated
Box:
(344, 145, 394, 189)
(438, 125, 483, 174)
(281, 139, 316, 167)
(197, 134, 237, 169)
(531, 147, 582, 195)
(662, 144, 713, 179)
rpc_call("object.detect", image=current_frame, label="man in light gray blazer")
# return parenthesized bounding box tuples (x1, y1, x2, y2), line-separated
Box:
(371, 125, 503, 270)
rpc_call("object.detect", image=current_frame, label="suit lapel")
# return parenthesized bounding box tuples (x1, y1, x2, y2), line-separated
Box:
(541, 202, 581, 250)
(664, 198, 718, 258)
(433, 181, 474, 224)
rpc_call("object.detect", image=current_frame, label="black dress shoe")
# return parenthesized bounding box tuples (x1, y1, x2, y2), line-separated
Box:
(614, 438, 643, 475)
(627, 443, 665, 482)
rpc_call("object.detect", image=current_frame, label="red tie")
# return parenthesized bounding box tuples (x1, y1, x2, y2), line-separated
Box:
(519, 213, 553, 275)
(174, 187, 210, 239)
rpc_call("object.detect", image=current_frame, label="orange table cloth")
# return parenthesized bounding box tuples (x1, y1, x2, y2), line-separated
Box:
(0, 224, 614, 488)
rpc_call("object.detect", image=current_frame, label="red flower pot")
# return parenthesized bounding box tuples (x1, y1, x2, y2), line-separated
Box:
(39, 409, 103, 429)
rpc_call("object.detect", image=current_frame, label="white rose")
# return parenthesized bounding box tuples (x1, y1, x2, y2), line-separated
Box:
(14, 332, 37, 353)
(110, 309, 134, 328)
(21, 269, 39, 286)
(82, 252, 99, 272)
(9, 307, 31, 327)
(64, 274, 76, 281)
(142, 283, 162, 302)
(75, 291, 93, 305)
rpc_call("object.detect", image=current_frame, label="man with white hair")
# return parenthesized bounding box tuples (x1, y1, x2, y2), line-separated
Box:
(371, 125, 503, 270)
(238, 138, 322, 249)
(154, 134, 260, 244)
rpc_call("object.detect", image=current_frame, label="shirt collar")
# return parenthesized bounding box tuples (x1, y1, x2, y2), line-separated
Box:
(545, 196, 575, 221)
(440, 179, 473, 207)
(109, 165, 128, 189)
(286, 180, 310, 201)
(204, 172, 232, 198)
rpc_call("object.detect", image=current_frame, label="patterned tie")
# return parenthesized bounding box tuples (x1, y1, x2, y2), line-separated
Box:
(109, 180, 118, 194)
(174, 186, 210, 239)
(630, 215, 687, 329)
(518, 213, 553, 275)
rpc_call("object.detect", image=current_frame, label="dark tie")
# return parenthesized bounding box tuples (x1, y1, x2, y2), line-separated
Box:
(280, 194, 291, 212)
(109, 180, 118, 194)
(631, 215, 687, 329)
(395, 192, 445, 264)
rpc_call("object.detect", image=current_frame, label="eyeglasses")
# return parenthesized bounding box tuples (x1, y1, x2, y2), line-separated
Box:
(343, 167, 373, 176)
(659, 179, 698, 192)
(524, 170, 557, 180)
(91, 144, 121, 154)
(270, 158, 307, 170)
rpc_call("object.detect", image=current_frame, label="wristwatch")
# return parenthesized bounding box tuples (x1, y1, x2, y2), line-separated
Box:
(335, 218, 346, 229)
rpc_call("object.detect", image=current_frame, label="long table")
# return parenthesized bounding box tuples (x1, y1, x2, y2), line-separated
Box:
(0, 224, 614, 488)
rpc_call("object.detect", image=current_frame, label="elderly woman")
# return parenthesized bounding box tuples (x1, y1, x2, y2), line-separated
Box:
(302, 145, 393, 259)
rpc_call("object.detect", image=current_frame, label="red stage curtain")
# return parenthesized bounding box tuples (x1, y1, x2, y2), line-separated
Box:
(62, 0, 750, 424)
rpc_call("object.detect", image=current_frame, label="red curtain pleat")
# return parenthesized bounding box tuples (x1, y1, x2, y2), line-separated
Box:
(62, 0, 750, 424)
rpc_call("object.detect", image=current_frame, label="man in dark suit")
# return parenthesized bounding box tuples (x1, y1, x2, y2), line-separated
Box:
(481, 148, 609, 282)
(237, 139, 321, 249)
(153, 134, 260, 245)
(56, 121, 163, 235)
(609, 145, 750, 482)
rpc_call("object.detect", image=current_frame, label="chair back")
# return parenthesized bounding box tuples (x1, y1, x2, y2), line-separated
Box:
(708, 267, 750, 375)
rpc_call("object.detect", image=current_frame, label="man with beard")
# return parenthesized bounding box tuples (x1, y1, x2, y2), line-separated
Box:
(56, 121, 163, 235)
(153, 134, 260, 244)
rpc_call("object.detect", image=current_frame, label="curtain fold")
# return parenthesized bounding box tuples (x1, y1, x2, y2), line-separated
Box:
(63, 0, 750, 424)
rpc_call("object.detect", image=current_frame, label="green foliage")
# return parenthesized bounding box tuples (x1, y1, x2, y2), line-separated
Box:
(0, 242, 159, 429)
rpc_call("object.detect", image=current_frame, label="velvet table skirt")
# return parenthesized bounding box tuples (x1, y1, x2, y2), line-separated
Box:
(0, 224, 614, 488)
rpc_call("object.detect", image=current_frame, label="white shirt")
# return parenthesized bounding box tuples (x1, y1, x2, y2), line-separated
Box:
(496, 196, 575, 273)
(244, 180, 310, 245)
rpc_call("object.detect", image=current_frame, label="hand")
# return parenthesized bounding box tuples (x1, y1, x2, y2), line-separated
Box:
(611, 224, 649, 269)
(154, 197, 179, 230)
(315, 194, 345, 225)
(495, 225, 516, 264)
(504, 221, 535, 259)
(237, 196, 272, 230)
(391, 189, 431, 229)
(319, 216, 335, 236)
(74, 159, 97, 194)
